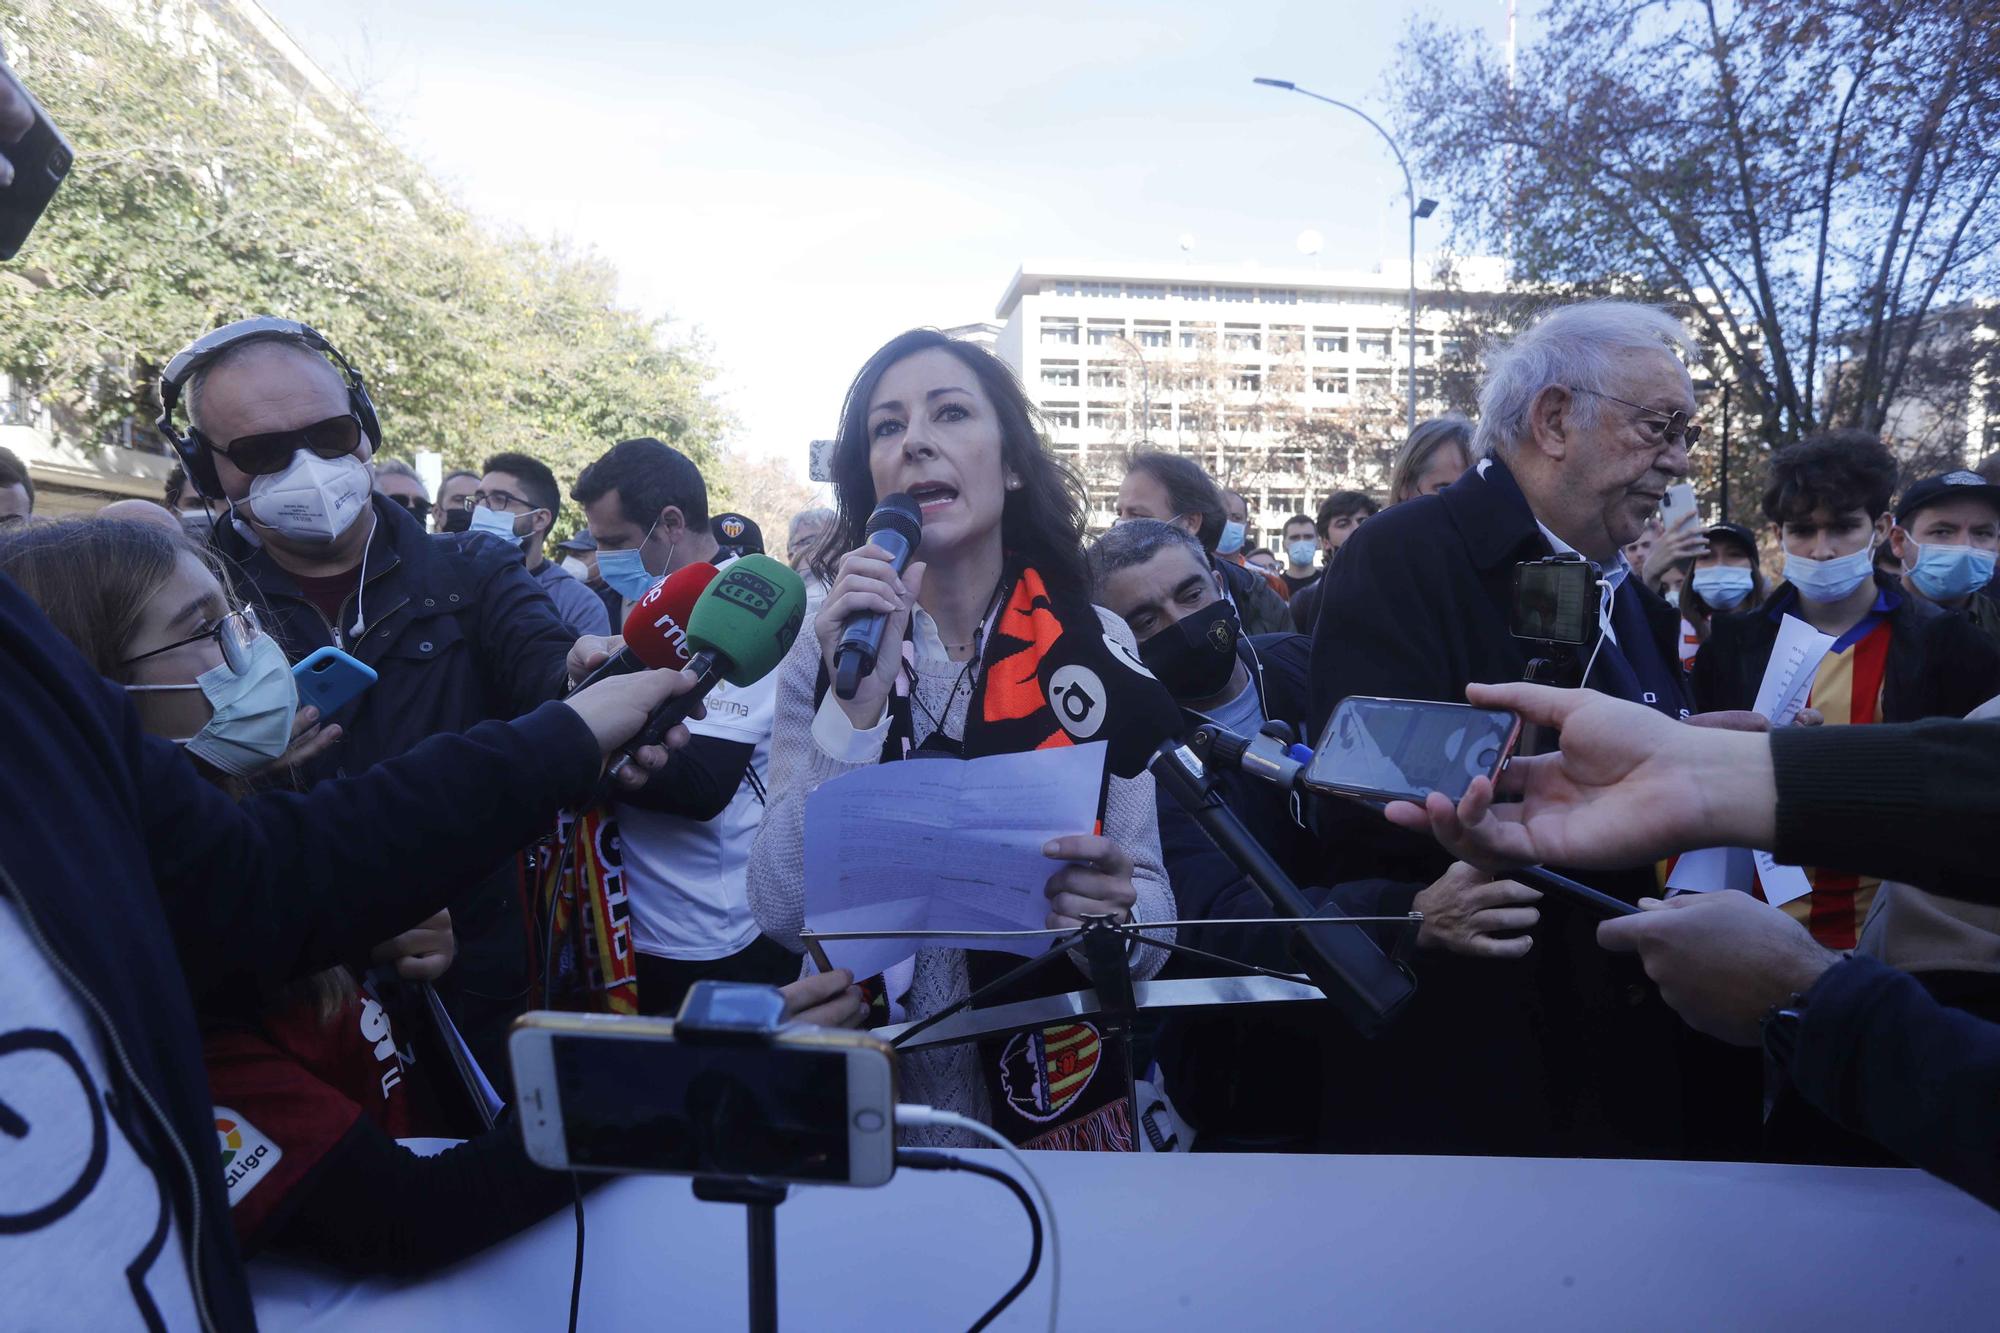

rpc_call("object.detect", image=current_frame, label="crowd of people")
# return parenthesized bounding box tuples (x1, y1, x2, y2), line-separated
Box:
(4, 50, 2000, 1328)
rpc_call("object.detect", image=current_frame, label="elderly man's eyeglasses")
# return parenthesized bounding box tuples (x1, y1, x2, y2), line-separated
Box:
(1567, 386, 1701, 448)
(121, 606, 265, 674)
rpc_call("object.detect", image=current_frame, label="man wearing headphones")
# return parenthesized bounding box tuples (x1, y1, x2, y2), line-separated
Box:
(160, 318, 588, 1078)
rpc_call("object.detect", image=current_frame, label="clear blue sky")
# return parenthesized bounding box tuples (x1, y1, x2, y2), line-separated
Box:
(261, 0, 1520, 473)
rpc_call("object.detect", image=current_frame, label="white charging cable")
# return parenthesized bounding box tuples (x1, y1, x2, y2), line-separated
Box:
(897, 1103, 1061, 1332)
(1578, 575, 1615, 686)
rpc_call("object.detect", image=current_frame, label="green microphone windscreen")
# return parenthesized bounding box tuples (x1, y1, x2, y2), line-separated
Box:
(684, 553, 808, 686)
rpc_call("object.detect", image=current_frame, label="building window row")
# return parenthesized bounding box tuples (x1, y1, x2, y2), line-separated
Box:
(1058, 283, 1404, 307)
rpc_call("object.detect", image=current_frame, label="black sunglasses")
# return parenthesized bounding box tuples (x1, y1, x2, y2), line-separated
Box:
(386, 494, 433, 519)
(207, 413, 363, 477)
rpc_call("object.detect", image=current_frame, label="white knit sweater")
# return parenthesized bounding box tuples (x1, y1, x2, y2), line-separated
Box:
(744, 599, 1173, 1145)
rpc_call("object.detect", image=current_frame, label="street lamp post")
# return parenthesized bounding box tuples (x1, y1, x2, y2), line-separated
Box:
(1254, 77, 1435, 434)
(1111, 332, 1152, 442)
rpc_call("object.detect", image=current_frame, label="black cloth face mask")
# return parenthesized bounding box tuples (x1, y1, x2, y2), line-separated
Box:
(1137, 599, 1240, 701)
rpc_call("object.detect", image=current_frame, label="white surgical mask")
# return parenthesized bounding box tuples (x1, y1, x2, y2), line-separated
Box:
(126, 633, 298, 777)
(245, 451, 371, 544)
(1691, 565, 1755, 610)
(1664, 586, 1681, 608)
(1784, 542, 1877, 604)
(1217, 520, 1247, 555)
(467, 505, 526, 548)
(559, 555, 591, 581)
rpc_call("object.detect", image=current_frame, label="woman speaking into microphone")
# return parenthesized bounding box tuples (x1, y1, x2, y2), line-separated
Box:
(746, 328, 1173, 1149)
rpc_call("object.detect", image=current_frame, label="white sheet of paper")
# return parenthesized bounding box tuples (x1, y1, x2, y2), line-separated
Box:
(803, 741, 1107, 979)
(1753, 614, 1836, 726)
(1667, 614, 1833, 897)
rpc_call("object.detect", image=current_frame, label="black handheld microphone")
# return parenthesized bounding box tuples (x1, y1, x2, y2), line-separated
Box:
(832, 493, 922, 700)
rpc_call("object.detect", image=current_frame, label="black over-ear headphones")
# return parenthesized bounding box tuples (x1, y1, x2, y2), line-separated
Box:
(156, 317, 382, 500)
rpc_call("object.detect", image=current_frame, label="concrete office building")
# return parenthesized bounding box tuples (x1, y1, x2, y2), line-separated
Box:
(993, 258, 1506, 542)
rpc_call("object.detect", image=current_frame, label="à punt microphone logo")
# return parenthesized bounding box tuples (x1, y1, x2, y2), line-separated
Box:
(214, 1108, 283, 1204)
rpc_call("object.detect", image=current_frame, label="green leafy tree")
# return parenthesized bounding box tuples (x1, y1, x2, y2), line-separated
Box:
(0, 0, 722, 500)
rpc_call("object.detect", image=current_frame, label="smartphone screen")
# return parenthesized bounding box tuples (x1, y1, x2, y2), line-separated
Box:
(551, 1036, 855, 1181)
(1511, 560, 1594, 645)
(1304, 697, 1519, 806)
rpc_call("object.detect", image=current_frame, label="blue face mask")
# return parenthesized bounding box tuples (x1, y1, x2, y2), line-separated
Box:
(1784, 542, 1877, 604)
(1691, 565, 1755, 610)
(1217, 520, 1247, 556)
(1905, 542, 1997, 602)
(126, 632, 297, 777)
(1286, 540, 1318, 568)
(597, 520, 670, 603)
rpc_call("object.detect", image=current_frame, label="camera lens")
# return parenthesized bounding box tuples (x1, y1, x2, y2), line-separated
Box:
(47, 146, 71, 178)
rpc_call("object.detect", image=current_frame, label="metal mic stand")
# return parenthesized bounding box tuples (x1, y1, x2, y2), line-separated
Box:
(691, 1177, 785, 1333)
(1149, 738, 1417, 1037)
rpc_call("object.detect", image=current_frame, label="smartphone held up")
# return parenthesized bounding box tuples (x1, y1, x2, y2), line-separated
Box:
(1303, 695, 1522, 810)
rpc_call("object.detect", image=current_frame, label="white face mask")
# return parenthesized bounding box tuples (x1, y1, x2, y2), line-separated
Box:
(559, 556, 591, 581)
(467, 504, 528, 548)
(246, 451, 371, 544)
(126, 633, 298, 777)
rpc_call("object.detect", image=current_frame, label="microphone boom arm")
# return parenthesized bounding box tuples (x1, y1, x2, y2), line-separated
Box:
(1147, 741, 1416, 1038)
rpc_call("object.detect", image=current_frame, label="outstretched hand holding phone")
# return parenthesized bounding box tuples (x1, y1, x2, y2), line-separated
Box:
(1382, 681, 1778, 872)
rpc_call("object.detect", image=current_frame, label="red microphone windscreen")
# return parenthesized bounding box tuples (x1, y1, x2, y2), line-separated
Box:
(620, 562, 719, 670)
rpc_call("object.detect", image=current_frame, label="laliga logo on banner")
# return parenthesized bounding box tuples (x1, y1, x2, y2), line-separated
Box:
(215, 1109, 283, 1205)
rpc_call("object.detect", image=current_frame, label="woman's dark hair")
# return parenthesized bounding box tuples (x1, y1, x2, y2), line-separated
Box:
(813, 329, 1091, 606)
(1762, 430, 1898, 526)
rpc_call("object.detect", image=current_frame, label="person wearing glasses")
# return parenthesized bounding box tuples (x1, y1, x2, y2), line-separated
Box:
(1691, 432, 2000, 949)
(466, 451, 610, 639)
(183, 325, 589, 1080)
(1302, 300, 1759, 1162)
(371, 457, 433, 527)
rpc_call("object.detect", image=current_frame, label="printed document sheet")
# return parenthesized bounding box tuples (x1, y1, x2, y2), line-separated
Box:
(803, 741, 1106, 978)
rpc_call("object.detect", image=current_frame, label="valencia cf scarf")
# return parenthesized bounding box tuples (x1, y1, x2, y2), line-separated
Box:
(822, 558, 1170, 1150)
(523, 808, 639, 1016)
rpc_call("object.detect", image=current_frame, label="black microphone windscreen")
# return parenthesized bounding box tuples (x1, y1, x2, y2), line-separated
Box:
(865, 493, 923, 553)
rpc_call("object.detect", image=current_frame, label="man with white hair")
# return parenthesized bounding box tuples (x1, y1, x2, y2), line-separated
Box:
(1302, 301, 1751, 1162)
